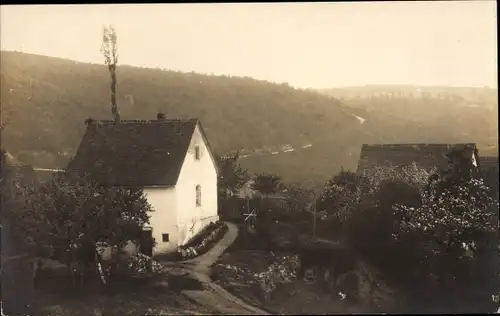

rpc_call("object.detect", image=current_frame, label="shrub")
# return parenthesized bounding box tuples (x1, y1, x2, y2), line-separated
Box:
(125, 253, 163, 274)
(177, 222, 228, 260)
(253, 254, 301, 300)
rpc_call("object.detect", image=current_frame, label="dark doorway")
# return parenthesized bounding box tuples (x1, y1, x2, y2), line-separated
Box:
(140, 228, 153, 257)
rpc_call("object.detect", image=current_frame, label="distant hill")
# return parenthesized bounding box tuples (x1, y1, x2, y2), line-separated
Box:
(1, 51, 497, 184)
(318, 85, 498, 158)
(320, 85, 498, 107)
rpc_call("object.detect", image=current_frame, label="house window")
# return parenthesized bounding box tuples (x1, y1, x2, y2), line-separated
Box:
(196, 185, 202, 206)
(195, 145, 201, 160)
(162, 233, 169, 242)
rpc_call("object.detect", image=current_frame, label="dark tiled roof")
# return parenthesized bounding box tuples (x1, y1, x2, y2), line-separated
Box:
(356, 143, 477, 175)
(479, 156, 499, 189)
(479, 156, 499, 170)
(67, 119, 199, 186)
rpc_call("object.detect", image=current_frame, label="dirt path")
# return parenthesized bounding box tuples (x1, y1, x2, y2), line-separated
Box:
(162, 222, 270, 315)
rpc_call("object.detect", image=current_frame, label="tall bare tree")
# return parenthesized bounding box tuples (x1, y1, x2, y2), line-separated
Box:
(100, 25, 120, 123)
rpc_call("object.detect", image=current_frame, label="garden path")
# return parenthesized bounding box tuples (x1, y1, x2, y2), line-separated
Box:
(161, 222, 270, 315)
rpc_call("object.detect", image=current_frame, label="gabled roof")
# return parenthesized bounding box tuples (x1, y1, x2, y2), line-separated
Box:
(67, 118, 215, 187)
(356, 143, 478, 175)
(479, 156, 499, 170)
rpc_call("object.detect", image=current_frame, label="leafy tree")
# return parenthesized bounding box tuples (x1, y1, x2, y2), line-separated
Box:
(21, 172, 153, 284)
(316, 169, 362, 223)
(335, 163, 438, 252)
(284, 183, 316, 213)
(332, 167, 358, 192)
(317, 181, 360, 224)
(393, 177, 496, 248)
(1, 150, 39, 250)
(391, 159, 499, 310)
(100, 25, 120, 123)
(217, 151, 249, 198)
(251, 173, 282, 197)
(392, 176, 497, 275)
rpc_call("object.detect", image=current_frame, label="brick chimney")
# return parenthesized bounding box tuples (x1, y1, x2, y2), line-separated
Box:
(84, 117, 95, 126)
(157, 112, 166, 120)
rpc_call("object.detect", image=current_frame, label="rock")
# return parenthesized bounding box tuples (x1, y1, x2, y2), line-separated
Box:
(179, 248, 187, 258)
(336, 271, 359, 301)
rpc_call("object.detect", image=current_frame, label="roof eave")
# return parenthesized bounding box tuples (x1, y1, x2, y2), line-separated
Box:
(195, 120, 221, 176)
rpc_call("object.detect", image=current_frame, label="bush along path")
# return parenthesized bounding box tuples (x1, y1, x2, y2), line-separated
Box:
(161, 222, 270, 315)
(177, 222, 229, 261)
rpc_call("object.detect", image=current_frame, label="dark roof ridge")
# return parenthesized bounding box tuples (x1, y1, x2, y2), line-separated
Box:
(362, 143, 476, 147)
(86, 118, 198, 125)
(356, 142, 480, 175)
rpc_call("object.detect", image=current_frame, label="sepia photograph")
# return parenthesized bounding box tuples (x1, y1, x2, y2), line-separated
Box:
(1, 2, 498, 315)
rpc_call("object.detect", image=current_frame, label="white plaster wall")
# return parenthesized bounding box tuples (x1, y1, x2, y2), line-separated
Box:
(143, 186, 179, 254)
(176, 124, 219, 246)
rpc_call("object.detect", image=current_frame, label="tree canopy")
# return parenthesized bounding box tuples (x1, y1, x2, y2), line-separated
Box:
(17, 172, 153, 267)
(217, 151, 249, 198)
(251, 173, 282, 197)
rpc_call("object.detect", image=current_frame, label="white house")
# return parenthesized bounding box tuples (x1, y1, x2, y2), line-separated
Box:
(67, 113, 219, 256)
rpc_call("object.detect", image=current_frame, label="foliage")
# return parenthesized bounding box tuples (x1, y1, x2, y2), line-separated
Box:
(386, 160, 498, 310)
(20, 172, 153, 272)
(126, 253, 163, 274)
(253, 254, 301, 297)
(317, 170, 362, 223)
(393, 177, 497, 249)
(319, 156, 499, 311)
(332, 168, 359, 192)
(217, 151, 249, 198)
(392, 176, 498, 298)
(1, 150, 39, 251)
(319, 183, 359, 222)
(178, 222, 228, 260)
(315, 163, 435, 245)
(283, 182, 316, 213)
(251, 173, 282, 197)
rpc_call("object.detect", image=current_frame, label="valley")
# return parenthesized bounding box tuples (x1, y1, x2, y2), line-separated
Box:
(1, 51, 498, 184)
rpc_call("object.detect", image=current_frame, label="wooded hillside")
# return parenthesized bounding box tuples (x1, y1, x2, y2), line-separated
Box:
(1, 51, 497, 183)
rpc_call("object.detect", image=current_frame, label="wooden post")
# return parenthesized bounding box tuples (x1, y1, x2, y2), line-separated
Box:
(247, 195, 251, 218)
(95, 249, 107, 285)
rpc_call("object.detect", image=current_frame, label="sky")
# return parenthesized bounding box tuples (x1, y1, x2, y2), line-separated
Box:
(0, 2, 497, 89)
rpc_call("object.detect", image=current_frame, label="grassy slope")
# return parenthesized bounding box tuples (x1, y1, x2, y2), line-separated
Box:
(1, 51, 497, 183)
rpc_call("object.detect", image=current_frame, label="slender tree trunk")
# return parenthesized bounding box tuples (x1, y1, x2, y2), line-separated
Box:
(110, 65, 120, 123)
